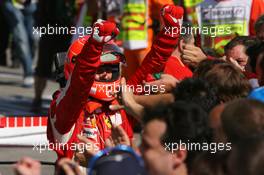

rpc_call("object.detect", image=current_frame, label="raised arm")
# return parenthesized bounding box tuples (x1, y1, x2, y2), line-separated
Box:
(127, 4, 184, 87)
(49, 20, 119, 138)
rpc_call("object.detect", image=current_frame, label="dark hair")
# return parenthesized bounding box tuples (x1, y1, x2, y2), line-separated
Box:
(260, 53, 264, 72)
(191, 152, 228, 175)
(172, 77, 220, 112)
(260, 53, 264, 85)
(255, 14, 264, 33)
(143, 102, 210, 143)
(194, 59, 226, 78)
(224, 36, 256, 54)
(202, 48, 222, 58)
(143, 102, 211, 168)
(197, 62, 251, 102)
(227, 135, 264, 175)
(247, 41, 264, 73)
(221, 99, 264, 143)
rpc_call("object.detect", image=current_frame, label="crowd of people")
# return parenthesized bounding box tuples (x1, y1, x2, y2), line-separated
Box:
(1, 0, 264, 175)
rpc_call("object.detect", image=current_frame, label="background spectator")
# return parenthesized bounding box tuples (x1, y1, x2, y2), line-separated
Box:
(32, 0, 76, 112)
(195, 0, 264, 55)
(221, 99, 264, 143)
(142, 102, 211, 172)
(255, 14, 264, 40)
(0, 5, 10, 66)
(195, 61, 251, 103)
(227, 136, 264, 175)
(1, 0, 34, 87)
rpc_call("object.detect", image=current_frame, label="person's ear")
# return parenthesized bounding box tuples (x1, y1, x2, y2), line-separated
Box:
(179, 40, 185, 52)
(171, 148, 187, 169)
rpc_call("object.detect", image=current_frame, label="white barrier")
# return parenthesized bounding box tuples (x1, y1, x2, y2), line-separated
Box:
(0, 116, 48, 146)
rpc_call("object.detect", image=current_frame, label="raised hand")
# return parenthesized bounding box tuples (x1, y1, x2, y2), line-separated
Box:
(105, 125, 131, 147)
(91, 19, 119, 44)
(74, 135, 99, 167)
(182, 44, 207, 67)
(14, 157, 41, 175)
(161, 4, 184, 28)
(144, 74, 179, 93)
(56, 158, 84, 175)
(109, 78, 144, 121)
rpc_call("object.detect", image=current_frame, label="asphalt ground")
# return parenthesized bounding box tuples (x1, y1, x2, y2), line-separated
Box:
(0, 66, 59, 116)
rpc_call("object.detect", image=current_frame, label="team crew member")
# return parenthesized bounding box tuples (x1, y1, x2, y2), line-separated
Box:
(121, 0, 174, 79)
(196, 0, 264, 55)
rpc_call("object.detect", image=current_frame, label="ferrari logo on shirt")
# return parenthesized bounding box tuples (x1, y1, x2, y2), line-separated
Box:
(103, 115, 112, 129)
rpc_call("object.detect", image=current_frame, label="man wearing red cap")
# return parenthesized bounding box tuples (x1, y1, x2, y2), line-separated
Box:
(47, 4, 184, 160)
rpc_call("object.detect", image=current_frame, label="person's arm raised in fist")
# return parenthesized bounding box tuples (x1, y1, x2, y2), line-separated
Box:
(161, 4, 184, 29)
(90, 19, 119, 44)
(127, 5, 184, 88)
(49, 20, 120, 143)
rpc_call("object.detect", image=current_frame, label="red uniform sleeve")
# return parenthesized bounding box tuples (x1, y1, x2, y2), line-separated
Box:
(127, 29, 180, 88)
(51, 39, 103, 135)
(250, 0, 264, 35)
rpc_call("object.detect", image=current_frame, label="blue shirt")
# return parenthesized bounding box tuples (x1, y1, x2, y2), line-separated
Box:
(248, 87, 264, 103)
